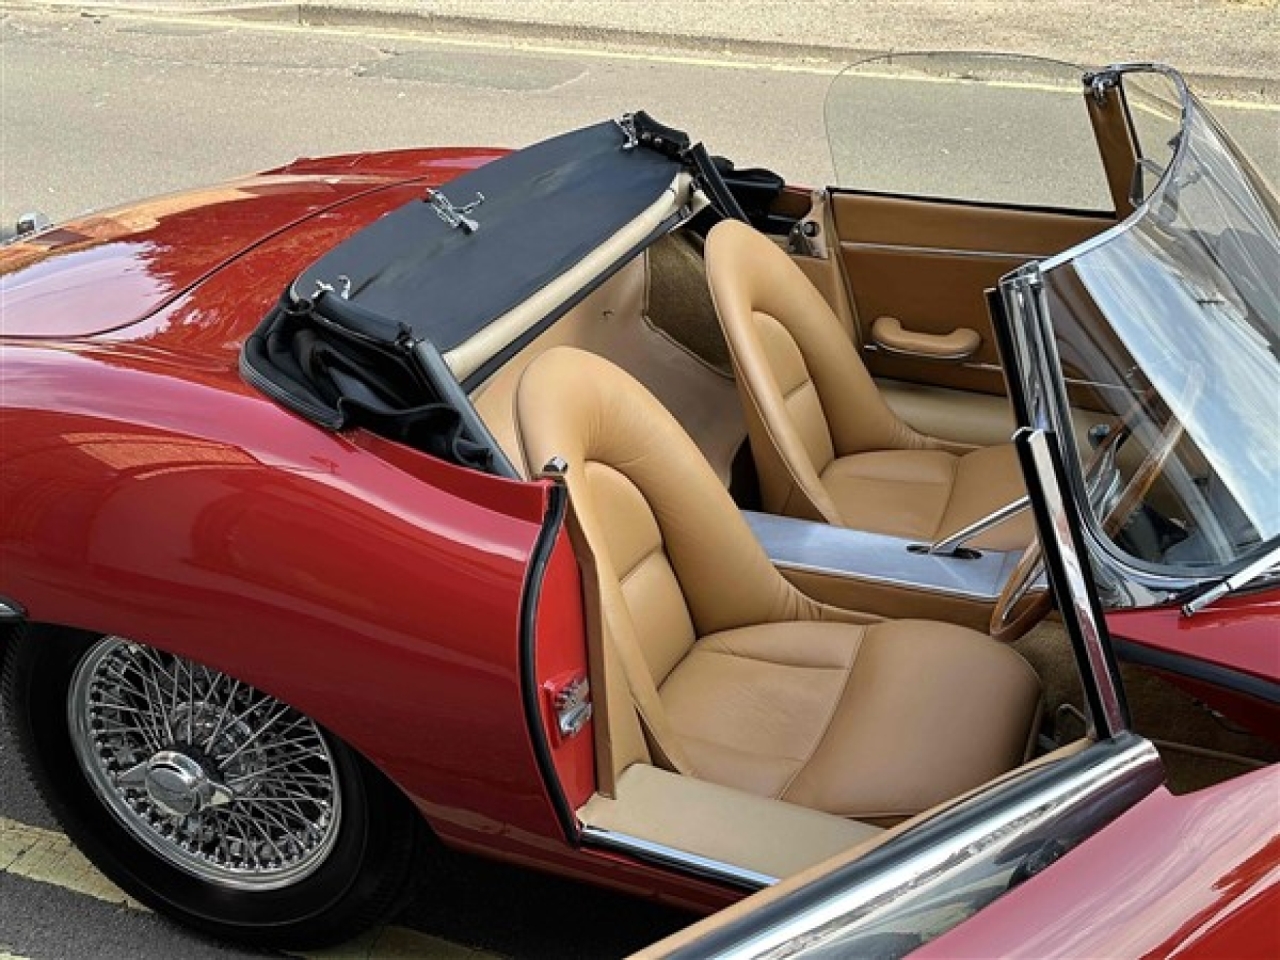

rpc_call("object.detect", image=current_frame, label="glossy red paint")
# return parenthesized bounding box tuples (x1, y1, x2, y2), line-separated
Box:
(914, 766, 1280, 959)
(266, 146, 508, 178)
(1108, 591, 1280, 685)
(0, 147, 503, 341)
(1, 344, 560, 832)
(0, 153, 747, 911)
(1, 151, 554, 839)
(1108, 593, 1280, 741)
(1, 177, 392, 339)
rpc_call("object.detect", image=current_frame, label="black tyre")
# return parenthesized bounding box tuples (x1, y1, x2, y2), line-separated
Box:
(1, 625, 418, 949)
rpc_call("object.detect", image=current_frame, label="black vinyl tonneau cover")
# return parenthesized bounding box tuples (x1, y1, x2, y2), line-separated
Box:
(241, 113, 736, 475)
(294, 119, 685, 354)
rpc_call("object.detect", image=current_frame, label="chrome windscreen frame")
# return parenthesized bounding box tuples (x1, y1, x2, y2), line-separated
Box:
(996, 63, 1236, 609)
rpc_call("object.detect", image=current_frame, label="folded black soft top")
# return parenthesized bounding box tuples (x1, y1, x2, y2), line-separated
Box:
(241, 112, 745, 476)
(291, 117, 687, 356)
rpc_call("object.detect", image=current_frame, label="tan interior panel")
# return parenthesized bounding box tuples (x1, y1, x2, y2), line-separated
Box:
(878, 379, 1018, 449)
(578, 763, 881, 881)
(780, 567, 995, 633)
(793, 254, 856, 339)
(833, 193, 1112, 253)
(832, 192, 1114, 395)
(471, 252, 745, 484)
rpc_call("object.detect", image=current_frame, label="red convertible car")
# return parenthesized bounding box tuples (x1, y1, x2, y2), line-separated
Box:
(1, 55, 1277, 956)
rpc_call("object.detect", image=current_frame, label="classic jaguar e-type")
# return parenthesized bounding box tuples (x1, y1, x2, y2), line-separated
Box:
(2, 55, 1277, 956)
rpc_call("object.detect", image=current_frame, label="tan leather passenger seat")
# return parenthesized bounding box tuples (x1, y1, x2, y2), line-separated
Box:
(706, 219, 1032, 551)
(515, 347, 1041, 822)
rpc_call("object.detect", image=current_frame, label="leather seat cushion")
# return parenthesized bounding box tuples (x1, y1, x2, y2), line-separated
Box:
(660, 619, 1041, 821)
(820, 443, 1034, 551)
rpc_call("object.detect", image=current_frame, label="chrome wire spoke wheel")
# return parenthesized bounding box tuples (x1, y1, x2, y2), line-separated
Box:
(67, 637, 342, 891)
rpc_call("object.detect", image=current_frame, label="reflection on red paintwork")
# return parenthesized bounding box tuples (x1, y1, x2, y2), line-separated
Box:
(1, 148, 506, 341)
(915, 768, 1280, 959)
(1109, 593, 1280, 686)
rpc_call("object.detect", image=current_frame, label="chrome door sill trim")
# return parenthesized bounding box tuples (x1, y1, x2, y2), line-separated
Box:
(580, 825, 776, 890)
(664, 735, 1163, 959)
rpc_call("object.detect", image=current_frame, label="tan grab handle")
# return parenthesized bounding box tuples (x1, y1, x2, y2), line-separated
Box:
(871, 316, 981, 361)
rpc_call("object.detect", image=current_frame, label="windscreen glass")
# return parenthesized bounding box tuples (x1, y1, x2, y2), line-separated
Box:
(1041, 82, 1280, 572)
(825, 52, 1113, 211)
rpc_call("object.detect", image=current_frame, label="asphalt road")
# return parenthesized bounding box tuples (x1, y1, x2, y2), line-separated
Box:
(1, 7, 1278, 959)
(1, 8, 1277, 232)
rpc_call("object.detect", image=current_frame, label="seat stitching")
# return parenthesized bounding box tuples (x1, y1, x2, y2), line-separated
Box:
(776, 630, 865, 802)
(618, 544, 665, 586)
(674, 729, 812, 767)
(930, 455, 963, 539)
(781, 377, 814, 402)
(707, 284, 837, 523)
(824, 466, 951, 487)
(693, 644, 852, 673)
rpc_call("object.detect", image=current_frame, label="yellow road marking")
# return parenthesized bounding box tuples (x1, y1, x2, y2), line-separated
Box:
(0, 815, 147, 910)
(16, 2, 1279, 112)
(301, 926, 501, 960)
(0, 815, 500, 959)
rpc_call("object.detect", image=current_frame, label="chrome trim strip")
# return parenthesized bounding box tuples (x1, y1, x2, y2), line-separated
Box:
(743, 511, 1023, 602)
(961, 360, 1005, 374)
(0, 598, 25, 621)
(1021, 431, 1128, 736)
(863, 341, 975, 363)
(664, 735, 1163, 960)
(929, 496, 1030, 555)
(840, 240, 1046, 261)
(580, 825, 776, 889)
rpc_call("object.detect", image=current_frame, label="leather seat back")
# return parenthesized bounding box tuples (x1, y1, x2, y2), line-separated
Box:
(705, 220, 932, 523)
(514, 346, 829, 771)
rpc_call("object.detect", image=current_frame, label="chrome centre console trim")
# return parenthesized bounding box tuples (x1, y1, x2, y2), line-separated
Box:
(581, 825, 776, 890)
(928, 495, 1030, 555)
(742, 511, 1023, 602)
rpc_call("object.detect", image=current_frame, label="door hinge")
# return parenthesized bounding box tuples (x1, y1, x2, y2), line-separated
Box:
(544, 673, 592, 744)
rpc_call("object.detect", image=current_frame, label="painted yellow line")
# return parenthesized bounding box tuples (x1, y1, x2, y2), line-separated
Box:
(300, 926, 502, 960)
(0, 815, 147, 910)
(17, 4, 1278, 112)
(0, 815, 500, 959)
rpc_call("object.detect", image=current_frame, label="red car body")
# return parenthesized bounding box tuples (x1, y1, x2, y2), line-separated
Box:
(0, 151, 740, 911)
(2, 144, 1278, 954)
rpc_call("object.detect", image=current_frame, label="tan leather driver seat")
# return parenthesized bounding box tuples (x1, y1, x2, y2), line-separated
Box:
(515, 347, 1041, 822)
(706, 219, 1031, 551)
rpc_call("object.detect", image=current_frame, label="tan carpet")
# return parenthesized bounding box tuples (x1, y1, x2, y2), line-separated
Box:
(1013, 620, 1277, 793)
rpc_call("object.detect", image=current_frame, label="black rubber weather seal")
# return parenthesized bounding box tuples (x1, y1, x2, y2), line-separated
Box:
(516, 481, 579, 843)
(1112, 637, 1280, 705)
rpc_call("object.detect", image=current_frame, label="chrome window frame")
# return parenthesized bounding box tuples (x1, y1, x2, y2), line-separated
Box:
(997, 62, 1279, 608)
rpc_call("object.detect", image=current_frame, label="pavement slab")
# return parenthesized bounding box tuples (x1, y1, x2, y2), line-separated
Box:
(5, 0, 1279, 97)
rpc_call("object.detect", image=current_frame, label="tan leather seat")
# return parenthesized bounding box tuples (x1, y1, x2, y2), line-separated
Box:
(705, 219, 1032, 551)
(515, 346, 1041, 822)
